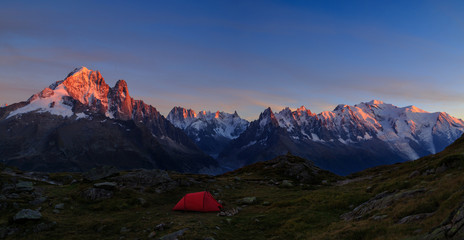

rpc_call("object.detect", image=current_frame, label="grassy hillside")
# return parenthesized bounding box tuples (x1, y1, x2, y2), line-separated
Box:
(1, 137, 464, 239)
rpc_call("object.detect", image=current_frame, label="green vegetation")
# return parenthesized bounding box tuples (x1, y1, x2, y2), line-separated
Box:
(2, 141, 464, 239)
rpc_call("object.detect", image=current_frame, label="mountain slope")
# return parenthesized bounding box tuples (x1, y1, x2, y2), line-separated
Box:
(167, 106, 249, 157)
(219, 101, 464, 175)
(0, 67, 218, 173)
(2, 133, 464, 239)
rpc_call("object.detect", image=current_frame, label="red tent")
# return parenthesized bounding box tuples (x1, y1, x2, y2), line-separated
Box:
(172, 191, 222, 212)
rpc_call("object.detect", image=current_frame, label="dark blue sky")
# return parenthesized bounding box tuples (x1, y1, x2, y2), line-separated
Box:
(1, 0, 464, 119)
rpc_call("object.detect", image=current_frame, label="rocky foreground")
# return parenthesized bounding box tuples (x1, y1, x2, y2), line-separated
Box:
(1, 147, 464, 239)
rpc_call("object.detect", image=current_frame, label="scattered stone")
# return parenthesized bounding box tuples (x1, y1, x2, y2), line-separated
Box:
(408, 170, 420, 178)
(436, 165, 448, 174)
(321, 180, 328, 184)
(83, 166, 119, 181)
(1, 184, 15, 194)
(215, 226, 220, 230)
(112, 169, 177, 193)
(13, 209, 42, 221)
(15, 181, 34, 191)
(55, 203, 65, 210)
(148, 231, 156, 238)
(155, 223, 171, 231)
(204, 237, 215, 240)
(53, 209, 60, 214)
(423, 168, 435, 176)
(6, 193, 20, 199)
(0, 195, 6, 201)
(341, 188, 427, 221)
(217, 208, 240, 217)
(29, 196, 47, 205)
(262, 201, 271, 206)
(225, 218, 232, 224)
(120, 227, 130, 234)
(281, 180, 293, 188)
(81, 188, 113, 201)
(366, 186, 373, 192)
(33, 222, 56, 233)
(398, 213, 434, 224)
(241, 197, 257, 205)
(138, 197, 147, 206)
(371, 215, 388, 221)
(159, 228, 188, 240)
(94, 182, 118, 190)
(234, 177, 241, 181)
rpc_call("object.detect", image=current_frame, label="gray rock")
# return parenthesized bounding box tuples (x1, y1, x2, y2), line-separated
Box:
(241, 197, 257, 205)
(29, 196, 47, 205)
(13, 209, 42, 221)
(408, 170, 420, 178)
(94, 182, 118, 190)
(262, 201, 271, 206)
(138, 197, 147, 206)
(33, 222, 56, 233)
(81, 188, 113, 201)
(148, 231, 156, 238)
(155, 223, 167, 231)
(424, 202, 464, 239)
(15, 181, 34, 191)
(55, 203, 65, 209)
(53, 209, 60, 214)
(281, 180, 293, 188)
(159, 228, 188, 240)
(1, 184, 15, 194)
(371, 215, 388, 221)
(120, 227, 130, 233)
(6, 193, 20, 199)
(83, 166, 119, 181)
(341, 188, 426, 221)
(398, 212, 434, 224)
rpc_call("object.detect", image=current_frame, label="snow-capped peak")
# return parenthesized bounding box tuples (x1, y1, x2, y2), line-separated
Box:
(367, 99, 385, 105)
(167, 106, 249, 140)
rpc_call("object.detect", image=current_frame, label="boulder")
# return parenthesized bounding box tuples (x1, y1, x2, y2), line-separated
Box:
(159, 228, 189, 240)
(55, 203, 65, 210)
(29, 196, 47, 205)
(13, 209, 42, 221)
(94, 182, 118, 190)
(81, 188, 113, 201)
(15, 181, 34, 191)
(281, 180, 293, 188)
(241, 197, 257, 205)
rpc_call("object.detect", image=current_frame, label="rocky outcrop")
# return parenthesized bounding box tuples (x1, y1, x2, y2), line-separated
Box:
(13, 209, 42, 221)
(341, 188, 427, 221)
(424, 202, 464, 239)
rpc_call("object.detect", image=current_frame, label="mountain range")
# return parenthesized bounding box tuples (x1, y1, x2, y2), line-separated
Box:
(166, 107, 249, 157)
(170, 102, 464, 175)
(1, 67, 464, 175)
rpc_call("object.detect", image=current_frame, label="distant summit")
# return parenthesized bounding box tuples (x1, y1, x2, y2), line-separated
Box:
(167, 106, 249, 157)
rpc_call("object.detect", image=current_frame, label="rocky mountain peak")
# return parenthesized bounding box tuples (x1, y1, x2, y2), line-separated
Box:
(258, 107, 279, 127)
(62, 67, 109, 106)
